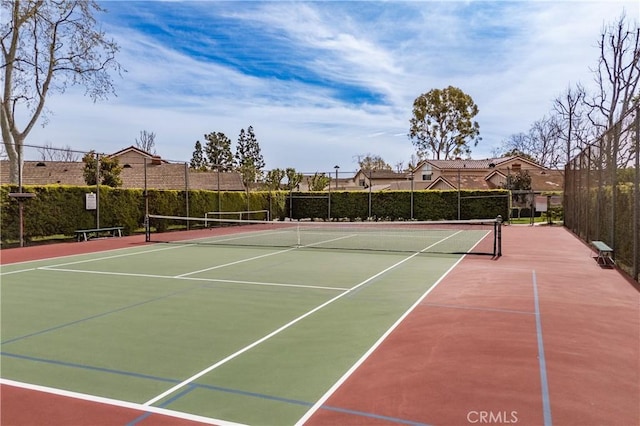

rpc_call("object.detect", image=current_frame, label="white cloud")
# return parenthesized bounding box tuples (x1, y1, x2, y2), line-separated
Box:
(22, 1, 639, 173)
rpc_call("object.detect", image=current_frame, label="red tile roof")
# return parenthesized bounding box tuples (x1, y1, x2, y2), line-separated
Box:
(0, 160, 245, 191)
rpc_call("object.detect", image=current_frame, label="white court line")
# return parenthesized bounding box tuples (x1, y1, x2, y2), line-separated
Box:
(39, 267, 348, 292)
(0, 242, 158, 267)
(182, 276, 348, 291)
(0, 244, 189, 276)
(143, 232, 462, 407)
(175, 233, 357, 278)
(174, 247, 297, 278)
(1, 268, 37, 276)
(143, 245, 428, 407)
(295, 232, 466, 425)
(0, 378, 245, 426)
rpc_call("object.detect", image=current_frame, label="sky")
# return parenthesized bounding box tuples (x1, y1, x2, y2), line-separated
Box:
(21, 0, 640, 174)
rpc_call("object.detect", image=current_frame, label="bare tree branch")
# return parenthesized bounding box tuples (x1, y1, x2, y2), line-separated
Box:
(1, 0, 123, 183)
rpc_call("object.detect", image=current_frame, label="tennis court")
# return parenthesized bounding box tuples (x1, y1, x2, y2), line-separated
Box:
(1, 221, 638, 426)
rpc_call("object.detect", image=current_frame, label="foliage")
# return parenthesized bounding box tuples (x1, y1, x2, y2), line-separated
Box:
(504, 170, 532, 191)
(284, 168, 304, 190)
(204, 132, 234, 171)
(262, 168, 302, 190)
(307, 173, 330, 191)
(503, 170, 532, 203)
(234, 126, 264, 182)
(356, 154, 391, 170)
(287, 190, 509, 221)
(500, 149, 537, 163)
(1, 185, 142, 241)
(238, 159, 258, 190)
(409, 86, 481, 160)
(1, 185, 510, 243)
(264, 169, 286, 190)
(1, 0, 122, 183)
(190, 140, 207, 170)
(617, 167, 636, 183)
(82, 151, 123, 187)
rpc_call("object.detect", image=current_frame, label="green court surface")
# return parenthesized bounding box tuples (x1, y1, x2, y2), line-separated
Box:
(1, 237, 477, 425)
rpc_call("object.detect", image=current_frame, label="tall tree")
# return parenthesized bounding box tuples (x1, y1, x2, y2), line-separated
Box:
(585, 13, 639, 167)
(284, 167, 303, 190)
(553, 84, 587, 166)
(82, 151, 122, 187)
(355, 154, 392, 171)
(528, 116, 563, 168)
(409, 86, 481, 160)
(135, 130, 156, 154)
(203, 132, 234, 171)
(234, 126, 264, 182)
(307, 173, 330, 191)
(500, 148, 537, 164)
(503, 170, 532, 203)
(1, 0, 122, 184)
(263, 168, 303, 191)
(190, 140, 206, 170)
(37, 142, 79, 161)
(264, 168, 286, 190)
(501, 116, 563, 168)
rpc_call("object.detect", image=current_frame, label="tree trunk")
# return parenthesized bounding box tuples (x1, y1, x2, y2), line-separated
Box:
(1, 130, 22, 185)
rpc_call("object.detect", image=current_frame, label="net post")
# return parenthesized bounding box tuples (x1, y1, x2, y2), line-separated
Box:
(495, 215, 502, 257)
(144, 214, 150, 242)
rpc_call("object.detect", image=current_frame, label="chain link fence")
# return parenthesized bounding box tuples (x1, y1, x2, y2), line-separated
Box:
(564, 106, 640, 282)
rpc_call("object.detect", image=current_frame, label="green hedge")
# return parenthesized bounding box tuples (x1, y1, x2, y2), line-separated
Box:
(286, 190, 509, 221)
(1, 185, 145, 242)
(1, 185, 508, 244)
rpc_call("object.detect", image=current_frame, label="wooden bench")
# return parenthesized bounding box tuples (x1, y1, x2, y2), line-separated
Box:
(591, 240, 614, 266)
(75, 226, 124, 242)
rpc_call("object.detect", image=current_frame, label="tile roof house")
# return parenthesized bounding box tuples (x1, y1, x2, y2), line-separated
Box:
(349, 156, 563, 192)
(350, 169, 412, 190)
(420, 156, 563, 192)
(0, 146, 246, 191)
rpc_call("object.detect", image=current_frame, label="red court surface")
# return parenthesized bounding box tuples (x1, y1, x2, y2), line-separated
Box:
(1, 225, 639, 425)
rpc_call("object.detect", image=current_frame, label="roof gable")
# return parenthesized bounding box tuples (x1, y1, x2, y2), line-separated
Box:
(426, 176, 456, 190)
(496, 155, 547, 170)
(108, 146, 154, 159)
(354, 169, 408, 180)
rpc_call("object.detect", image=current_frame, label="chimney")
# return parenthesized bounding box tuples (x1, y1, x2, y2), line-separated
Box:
(151, 155, 162, 165)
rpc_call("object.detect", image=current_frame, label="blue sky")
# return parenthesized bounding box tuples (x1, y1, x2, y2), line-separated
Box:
(24, 0, 639, 173)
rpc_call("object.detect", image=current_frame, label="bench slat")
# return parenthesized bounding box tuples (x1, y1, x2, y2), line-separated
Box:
(592, 240, 613, 252)
(591, 240, 614, 266)
(75, 227, 124, 242)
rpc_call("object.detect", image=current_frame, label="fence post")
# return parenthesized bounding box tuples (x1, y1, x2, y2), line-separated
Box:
(634, 106, 639, 281)
(96, 153, 100, 229)
(184, 162, 189, 230)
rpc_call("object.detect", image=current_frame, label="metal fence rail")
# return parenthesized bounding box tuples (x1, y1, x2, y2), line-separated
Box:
(564, 106, 639, 282)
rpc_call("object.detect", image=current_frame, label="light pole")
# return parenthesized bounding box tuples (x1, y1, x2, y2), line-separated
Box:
(334, 165, 339, 189)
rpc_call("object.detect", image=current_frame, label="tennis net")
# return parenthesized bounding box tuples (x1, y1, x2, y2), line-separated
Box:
(145, 214, 502, 256)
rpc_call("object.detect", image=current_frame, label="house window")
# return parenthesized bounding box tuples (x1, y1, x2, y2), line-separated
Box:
(512, 163, 521, 172)
(421, 164, 432, 181)
(359, 178, 365, 187)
